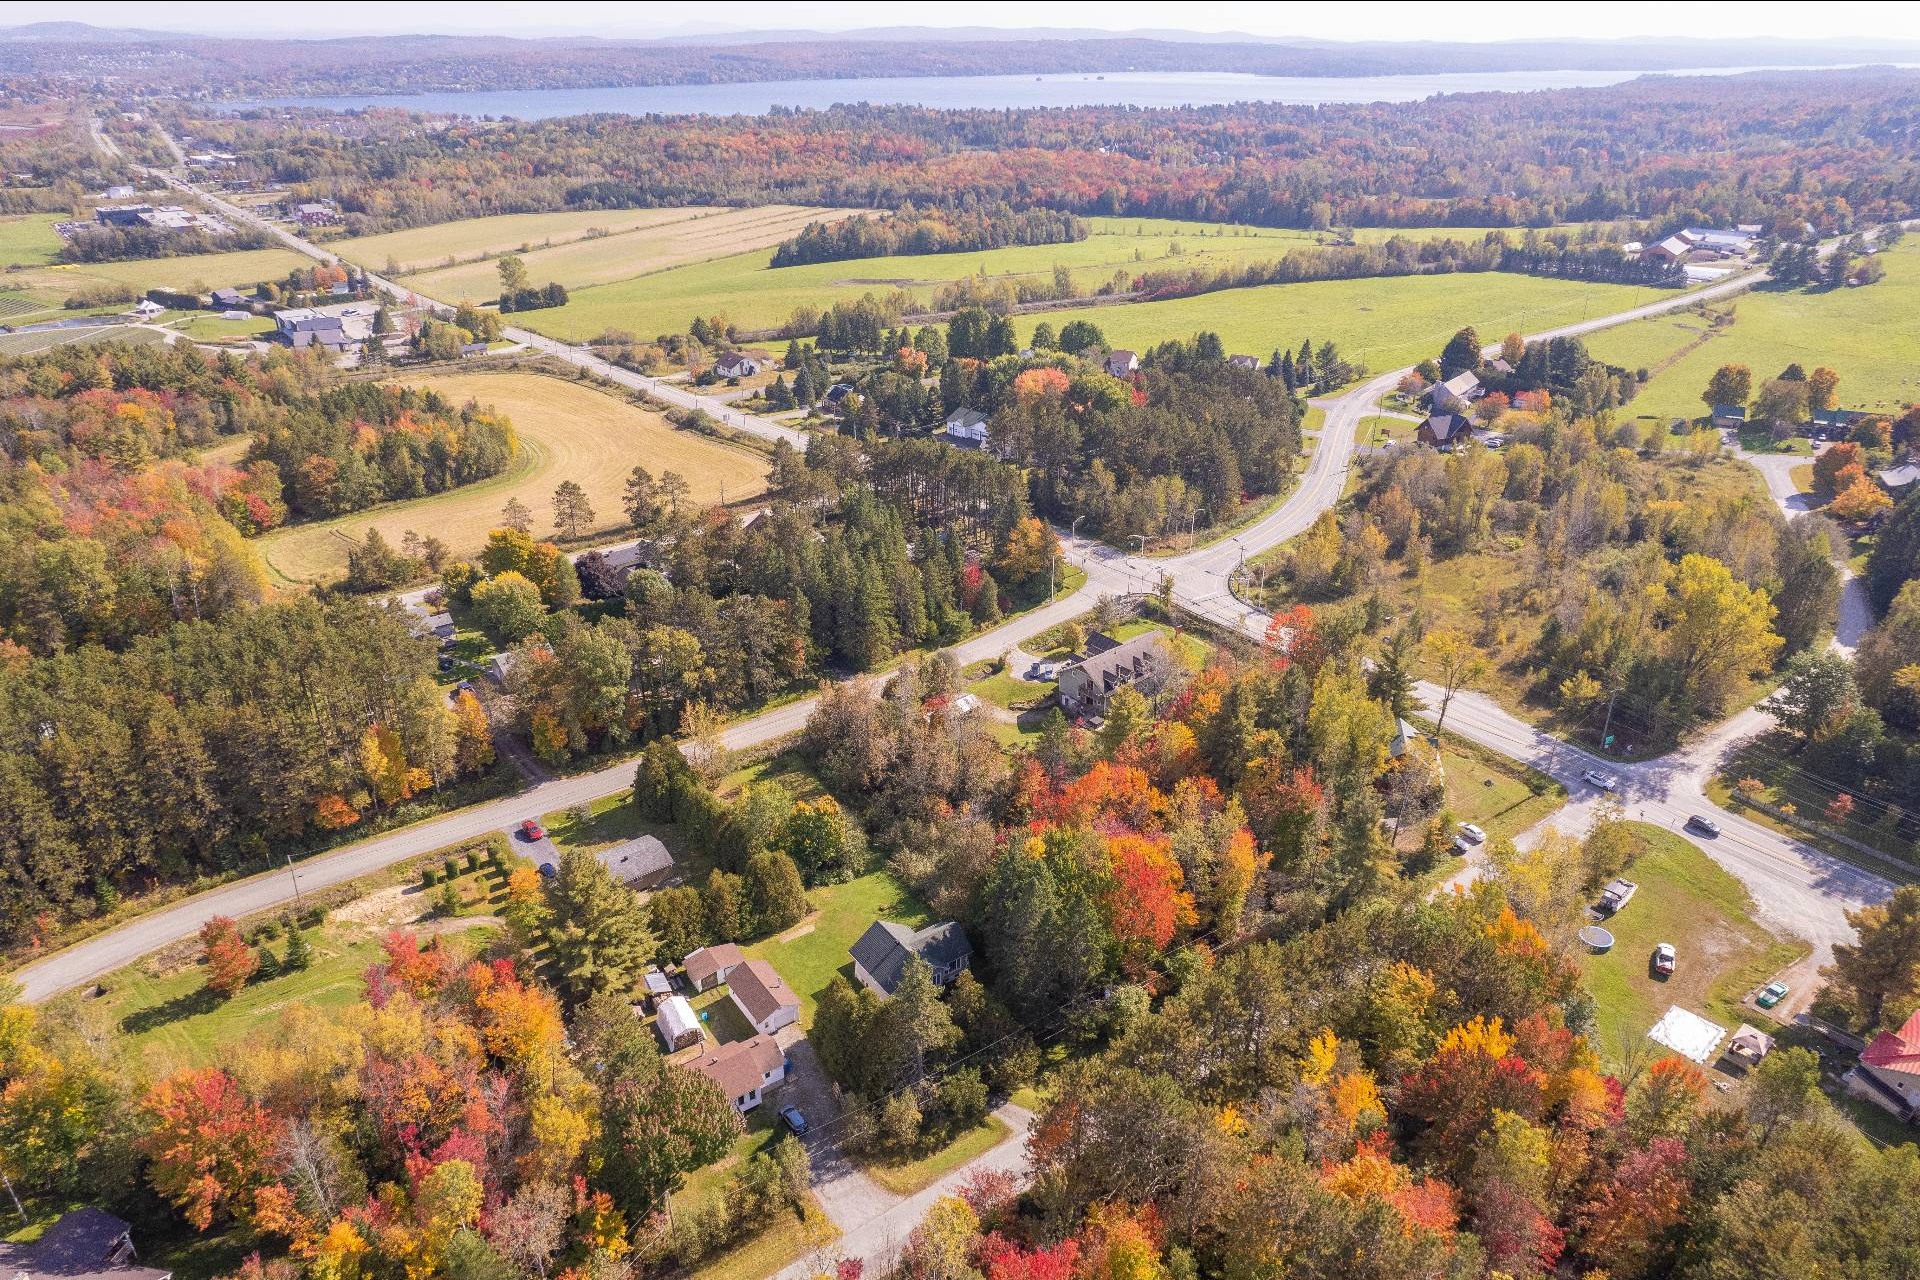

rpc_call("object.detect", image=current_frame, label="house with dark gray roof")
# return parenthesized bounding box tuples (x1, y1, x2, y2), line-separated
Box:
(1056, 631, 1171, 717)
(850, 919, 972, 996)
(1418, 413, 1474, 448)
(0, 1209, 170, 1280)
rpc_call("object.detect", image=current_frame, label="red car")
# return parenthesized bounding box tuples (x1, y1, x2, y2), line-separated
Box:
(520, 819, 545, 841)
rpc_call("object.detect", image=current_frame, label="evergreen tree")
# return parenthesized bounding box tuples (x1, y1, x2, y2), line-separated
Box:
(546, 845, 656, 1003)
(744, 850, 808, 935)
(280, 914, 312, 971)
(703, 869, 746, 942)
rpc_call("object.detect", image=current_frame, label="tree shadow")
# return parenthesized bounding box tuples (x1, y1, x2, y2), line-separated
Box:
(119, 984, 223, 1036)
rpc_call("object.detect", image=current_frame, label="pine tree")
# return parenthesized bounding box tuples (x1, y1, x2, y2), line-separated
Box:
(547, 846, 656, 1003)
(744, 850, 808, 935)
(280, 914, 312, 971)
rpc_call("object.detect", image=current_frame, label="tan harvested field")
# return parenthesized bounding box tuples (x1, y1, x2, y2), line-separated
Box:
(397, 205, 861, 302)
(251, 370, 769, 585)
(335, 207, 727, 274)
(5, 246, 312, 298)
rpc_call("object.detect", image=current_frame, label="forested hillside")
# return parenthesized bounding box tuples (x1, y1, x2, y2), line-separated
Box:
(186, 69, 1920, 234)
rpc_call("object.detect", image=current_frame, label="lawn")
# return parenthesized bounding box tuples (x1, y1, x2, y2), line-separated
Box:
(686, 1198, 837, 1280)
(863, 1114, 1013, 1196)
(514, 216, 1348, 344)
(251, 370, 768, 584)
(1108, 617, 1212, 671)
(396, 205, 856, 303)
(1431, 731, 1567, 846)
(165, 311, 276, 341)
(68, 916, 499, 1078)
(1018, 271, 1690, 376)
(334, 206, 730, 273)
(0, 211, 65, 266)
(4, 246, 312, 298)
(743, 869, 931, 1028)
(1585, 239, 1920, 421)
(1359, 413, 1418, 446)
(1577, 825, 1808, 1070)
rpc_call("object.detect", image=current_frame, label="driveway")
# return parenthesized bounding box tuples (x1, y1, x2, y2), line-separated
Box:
(775, 1035, 895, 1231)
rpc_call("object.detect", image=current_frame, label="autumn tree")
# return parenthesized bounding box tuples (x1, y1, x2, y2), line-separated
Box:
(200, 915, 258, 999)
(998, 516, 1059, 585)
(1702, 364, 1752, 411)
(501, 496, 533, 533)
(1655, 554, 1784, 714)
(1421, 628, 1485, 739)
(597, 1060, 742, 1216)
(140, 1067, 279, 1229)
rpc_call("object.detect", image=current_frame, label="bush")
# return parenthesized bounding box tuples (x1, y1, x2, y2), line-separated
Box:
(444, 858, 460, 880)
(422, 867, 438, 887)
(465, 849, 482, 873)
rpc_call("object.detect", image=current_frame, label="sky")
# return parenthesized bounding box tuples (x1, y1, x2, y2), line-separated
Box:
(29, 0, 1920, 43)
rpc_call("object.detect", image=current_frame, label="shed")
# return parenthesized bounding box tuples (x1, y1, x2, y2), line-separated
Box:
(1724, 1023, 1775, 1070)
(654, 994, 702, 1051)
(683, 943, 745, 992)
(0, 1208, 171, 1280)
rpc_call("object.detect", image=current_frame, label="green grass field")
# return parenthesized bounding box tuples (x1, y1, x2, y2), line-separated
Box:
(743, 869, 931, 1027)
(0, 212, 65, 266)
(250, 370, 768, 585)
(1578, 825, 1806, 1069)
(514, 216, 1338, 342)
(1020, 272, 1686, 374)
(1588, 240, 1920, 421)
(1433, 733, 1568, 846)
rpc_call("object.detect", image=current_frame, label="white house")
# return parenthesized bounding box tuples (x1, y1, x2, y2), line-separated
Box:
(725, 959, 800, 1036)
(684, 1033, 787, 1113)
(714, 352, 766, 378)
(944, 406, 990, 448)
(1104, 349, 1139, 377)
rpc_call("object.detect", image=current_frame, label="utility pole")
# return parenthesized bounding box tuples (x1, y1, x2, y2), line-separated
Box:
(286, 854, 304, 915)
(1600, 685, 1621, 755)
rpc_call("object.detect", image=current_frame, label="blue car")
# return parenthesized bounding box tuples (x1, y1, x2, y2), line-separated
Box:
(779, 1105, 808, 1136)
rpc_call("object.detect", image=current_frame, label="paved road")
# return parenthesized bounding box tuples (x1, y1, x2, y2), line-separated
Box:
(1739, 444, 1875, 652)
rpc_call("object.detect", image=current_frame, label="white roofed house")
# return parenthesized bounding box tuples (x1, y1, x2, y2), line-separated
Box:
(594, 835, 675, 889)
(943, 406, 990, 449)
(1421, 370, 1483, 412)
(1227, 354, 1262, 371)
(713, 351, 766, 378)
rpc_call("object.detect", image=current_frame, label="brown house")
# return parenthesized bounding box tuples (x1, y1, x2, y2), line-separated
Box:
(684, 1033, 788, 1112)
(682, 943, 745, 992)
(1418, 413, 1474, 448)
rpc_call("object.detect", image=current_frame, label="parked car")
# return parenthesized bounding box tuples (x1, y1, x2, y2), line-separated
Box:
(1685, 814, 1722, 837)
(1582, 769, 1619, 791)
(779, 1105, 808, 1136)
(519, 818, 545, 841)
(1756, 981, 1789, 1009)
(1653, 942, 1676, 975)
(1457, 823, 1487, 845)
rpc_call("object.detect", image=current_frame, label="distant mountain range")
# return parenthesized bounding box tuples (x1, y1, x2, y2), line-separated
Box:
(3, 22, 1917, 99)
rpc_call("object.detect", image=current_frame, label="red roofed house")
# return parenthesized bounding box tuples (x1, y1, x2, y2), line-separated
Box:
(726, 958, 800, 1036)
(684, 1033, 788, 1113)
(1845, 1006, 1920, 1123)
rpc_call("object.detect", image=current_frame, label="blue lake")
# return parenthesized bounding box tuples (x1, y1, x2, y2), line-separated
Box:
(220, 66, 1865, 119)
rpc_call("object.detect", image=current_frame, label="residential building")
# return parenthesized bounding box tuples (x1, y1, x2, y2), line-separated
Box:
(1058, 630, 1171, 716)
(654, 994, 703, 1051)
(819, 383, 854, 411)
(594, 835, 675, 889)
(726, 958, 800, 1036)
(0, 1209, 171, 1280)
(1422, 370, 1483, 410)
(1104, 349, 1139, 377)
(684, 1033, 787, 1113)
(850, 919, 973, 996)
(714, 352, 765, 378)
(1227, 354, 1262, 370)
(210, 287, 249, 310)
(1711, 404, 1748, 430)
(1877, 462, 1920, 497)
(1846, 1007, 1920, 1122)
(1417, 413, 1474, 448)
(943, 406, 990, 448)
(414, 611, 455, 643)
(683, 942, 745, 992)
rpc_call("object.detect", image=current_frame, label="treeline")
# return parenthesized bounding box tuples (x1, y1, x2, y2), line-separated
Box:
(0, 597, 492, 944)
(246, 381, 517, 517)
(55, 222, 276, 263)
(770, 202, 1088, 266)
(187, 70, 1920, 235)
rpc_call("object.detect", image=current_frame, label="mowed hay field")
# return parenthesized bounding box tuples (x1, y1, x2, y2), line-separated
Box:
(334, 206, 730, 273)
(516, 216, 1341, 342)
(0, 212, 66, 266)
(1585, 239, 1920, 421)
(252, 371, 769, 585)
(4, 245, 310, 302)
(1018, 271, 1685, 374)
(390, 205, 863, 303)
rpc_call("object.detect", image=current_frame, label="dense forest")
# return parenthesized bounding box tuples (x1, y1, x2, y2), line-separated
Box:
(184, 69, 1920, 235)
(770, 203, 1089, 266)
(55, 222, 276, 263)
